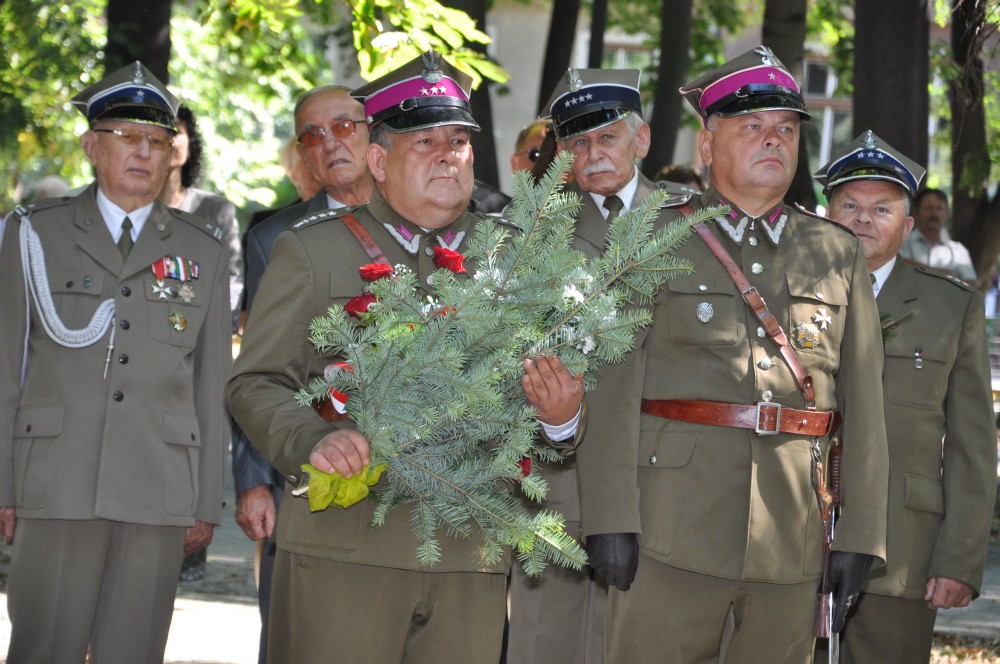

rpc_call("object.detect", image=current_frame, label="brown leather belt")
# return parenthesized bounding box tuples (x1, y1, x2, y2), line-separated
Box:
(312, 399, 350, 422)
(641, 399, 839, 437)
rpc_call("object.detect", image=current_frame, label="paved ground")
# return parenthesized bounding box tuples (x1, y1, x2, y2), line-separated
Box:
(0, 455, 997, 662)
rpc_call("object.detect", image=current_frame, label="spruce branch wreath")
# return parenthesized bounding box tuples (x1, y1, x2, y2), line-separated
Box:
(294, 152, 726, 576)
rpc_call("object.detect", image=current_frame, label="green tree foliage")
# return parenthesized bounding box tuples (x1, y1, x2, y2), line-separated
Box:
(0, 0, 105, 205)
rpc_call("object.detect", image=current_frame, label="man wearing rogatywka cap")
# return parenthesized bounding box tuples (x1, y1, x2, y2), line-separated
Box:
(502, 67, 697, 664)
(0, 62, 231, 663)
(574, 46, 890, 663)
(227, 50, 585, 663)
(817, 131, 996, 664)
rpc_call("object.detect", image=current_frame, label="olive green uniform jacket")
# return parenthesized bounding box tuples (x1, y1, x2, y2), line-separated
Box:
(0, 184, 231, 527)
(865, 260, 996, 598)
(227, 190, 513, 573)
(576, 189, 890, 583)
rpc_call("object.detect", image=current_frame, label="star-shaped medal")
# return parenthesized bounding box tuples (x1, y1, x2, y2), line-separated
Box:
(812, 308, 832, 330)
(177, 283, 196, 303)
(151, 280, 170, 299)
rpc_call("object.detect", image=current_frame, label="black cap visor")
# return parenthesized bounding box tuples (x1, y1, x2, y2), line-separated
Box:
(554, 108, 631, 141)
(710, 90, 811, 121)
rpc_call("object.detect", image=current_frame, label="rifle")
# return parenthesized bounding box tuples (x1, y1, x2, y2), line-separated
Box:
(813, 437, 842, 661)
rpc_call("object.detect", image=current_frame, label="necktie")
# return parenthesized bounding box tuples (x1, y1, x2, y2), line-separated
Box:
(118, 217, 134, 258)
(603, 195, 624, 222)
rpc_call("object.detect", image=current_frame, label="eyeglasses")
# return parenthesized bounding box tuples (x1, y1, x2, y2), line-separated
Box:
(297, 119, 366, 148)
(93, 128, 173, 151)
(515, 147, 541, 163)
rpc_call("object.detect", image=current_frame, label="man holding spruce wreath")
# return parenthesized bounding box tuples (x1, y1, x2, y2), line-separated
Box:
(227, 50, 584, 664)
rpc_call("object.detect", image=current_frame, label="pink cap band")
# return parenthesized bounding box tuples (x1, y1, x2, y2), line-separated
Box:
(699, 65, 799, 113)
(363, 75, 470, 120)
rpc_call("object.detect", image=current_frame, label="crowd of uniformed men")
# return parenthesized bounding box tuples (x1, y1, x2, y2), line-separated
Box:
(0, 41, 995, 664)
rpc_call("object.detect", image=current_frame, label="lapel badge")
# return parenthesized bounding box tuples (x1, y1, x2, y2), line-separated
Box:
(83, 275, 92, 289)
(793, 322, 820, 349)
(812, 308, 832, 331)
(168, 311, 187, 332)
(696, 302, 714, 323)
(914, 347, 923, 369)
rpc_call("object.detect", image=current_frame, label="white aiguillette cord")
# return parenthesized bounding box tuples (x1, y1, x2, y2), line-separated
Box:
(17, 209, 117, 378)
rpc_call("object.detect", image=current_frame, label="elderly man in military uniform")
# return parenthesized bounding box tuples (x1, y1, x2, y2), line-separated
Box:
(231, 83, 374, 664)
(0, 62, 231, 664)
(226, 51, 584, 664)
(816, 131, 996, 664)
(502, 67, 692, 664)
(575, 46, 890, 663)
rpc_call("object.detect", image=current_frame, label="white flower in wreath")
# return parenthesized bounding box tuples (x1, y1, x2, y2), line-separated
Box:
(576, 335, 596, 355)
(562, 284, 585, 305)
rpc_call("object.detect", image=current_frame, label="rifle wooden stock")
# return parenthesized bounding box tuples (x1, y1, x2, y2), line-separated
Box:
(814, 438, 842, 639)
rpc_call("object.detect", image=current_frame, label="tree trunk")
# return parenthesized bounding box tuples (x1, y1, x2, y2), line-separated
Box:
(537, 0, 581, 115)
(642, 0, 693, 180)
(588, 0, 608, 68)
(445, 0, 501, 188)
(763, 0, 816, 210)
(948, 0, 1000, 283)
(105, 0, 172, 82)
(852, 0, 928, 165)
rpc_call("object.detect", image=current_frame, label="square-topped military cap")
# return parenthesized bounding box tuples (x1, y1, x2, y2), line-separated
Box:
(71, 61, 179, 132)
(350, 50, 479, 133)
(541, 68, 642, 141)
(680, 46, 810, 125)
(814, 130, 926, 198)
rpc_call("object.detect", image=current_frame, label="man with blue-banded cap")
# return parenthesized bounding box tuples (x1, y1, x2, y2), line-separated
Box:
(0, 62, 231, 663)
(817, 131, 996, 664)
(503, 67, 693, 664)
(574, 46, 889, 663)
(227, 50, 585, 664)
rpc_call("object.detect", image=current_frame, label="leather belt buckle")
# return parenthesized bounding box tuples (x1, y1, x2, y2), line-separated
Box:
(755, 401, 781, 436)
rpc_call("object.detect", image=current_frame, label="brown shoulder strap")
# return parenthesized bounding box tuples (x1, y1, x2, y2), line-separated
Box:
(340, 212, 391, 266)
(682, 206, 816, 405)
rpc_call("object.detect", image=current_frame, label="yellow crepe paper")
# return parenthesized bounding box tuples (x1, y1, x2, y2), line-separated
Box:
(300, 463, 387, 511)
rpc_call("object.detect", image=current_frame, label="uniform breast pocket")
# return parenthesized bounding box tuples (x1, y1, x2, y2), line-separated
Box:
(785, 273, 847, 362)
(48, 271, 107, 328)
(144, 274, 204, 348)
(664, 279, 740, 346)
(884, 345, 950, 410)
(329, 268, 368, 308)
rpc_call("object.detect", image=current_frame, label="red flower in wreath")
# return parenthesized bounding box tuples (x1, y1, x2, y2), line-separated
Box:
(517, 456, 532, 477)
(433, 247, 467, 274)
(359, 263, 393, 282)
(344, 293, 377, 319)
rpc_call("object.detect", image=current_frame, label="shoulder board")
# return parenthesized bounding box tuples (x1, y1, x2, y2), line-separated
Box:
(914, 265, 974, 291)
(16, 195, 75, 219)
(291, 205, 358, 230)
(792, 202, 858, 237)
(654, 181, 699, 208)
(170, 207, 223, 242)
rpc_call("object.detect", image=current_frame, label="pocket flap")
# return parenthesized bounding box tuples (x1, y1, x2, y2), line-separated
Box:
(13, 405, 65, 438)
(904, 473, 944, 514)
(638, 431, 697, 468)
(164, 412, 201, 447)
(48, 272, 104, 294)
(786, 273, 848, 306)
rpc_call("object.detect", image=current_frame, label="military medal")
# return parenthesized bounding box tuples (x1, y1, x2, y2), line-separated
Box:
(793, 322, 820, 349)
(177, 283, 195, 303)
(150, 281, 170, 299)
(168, 311, 187, 331)
(812, 308, 832, 331)
(914, 347, 923, 369)
(696, 302, 714, 323)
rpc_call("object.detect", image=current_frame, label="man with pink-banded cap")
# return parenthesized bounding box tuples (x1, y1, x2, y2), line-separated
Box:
(227, 50, 585, 664)
(574, 46, 888, 663)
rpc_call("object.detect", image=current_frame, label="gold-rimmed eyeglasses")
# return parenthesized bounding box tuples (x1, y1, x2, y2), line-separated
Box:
(93, 127, 174, 152)
(297, 119, 367, 148)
